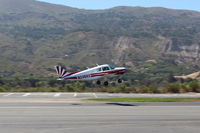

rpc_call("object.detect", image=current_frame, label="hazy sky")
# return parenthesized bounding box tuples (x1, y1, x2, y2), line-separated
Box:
(37, 0, 200, 11)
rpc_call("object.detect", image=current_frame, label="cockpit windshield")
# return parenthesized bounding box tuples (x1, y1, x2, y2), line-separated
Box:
(109, 65, 115, 70)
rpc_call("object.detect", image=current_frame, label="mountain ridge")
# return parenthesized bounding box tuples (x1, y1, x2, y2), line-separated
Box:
(0, 0, 199, 78)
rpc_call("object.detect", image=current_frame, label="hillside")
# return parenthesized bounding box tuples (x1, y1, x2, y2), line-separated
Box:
(0, 0, 200, 78)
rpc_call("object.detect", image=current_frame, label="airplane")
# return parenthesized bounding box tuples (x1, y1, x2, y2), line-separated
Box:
(55, 64, 126, 86)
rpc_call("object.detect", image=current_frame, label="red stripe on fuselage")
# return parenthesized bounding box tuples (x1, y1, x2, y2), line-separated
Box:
(91, 69, 125, 76)
(64, 77, 78, 80)
(65, 71, 80, 76)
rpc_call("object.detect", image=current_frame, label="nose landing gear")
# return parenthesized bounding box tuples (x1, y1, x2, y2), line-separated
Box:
(118, 79, 122, 83)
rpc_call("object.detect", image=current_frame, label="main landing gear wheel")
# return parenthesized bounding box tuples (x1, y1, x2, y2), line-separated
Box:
(104, 81, 109, 86)
(96, 80, 101, 85)
(118, 79, 122, 83)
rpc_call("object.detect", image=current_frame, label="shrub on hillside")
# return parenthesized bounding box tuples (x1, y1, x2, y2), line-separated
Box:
(164, 83, 180, 93)
(0, 86, 6, 92)
(64, 82, 86, 92)
(188, 81, 200, 92)
(136, 86, 160, 93)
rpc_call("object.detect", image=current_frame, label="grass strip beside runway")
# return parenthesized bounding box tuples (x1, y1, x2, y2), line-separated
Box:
(86, 97, 200, 102)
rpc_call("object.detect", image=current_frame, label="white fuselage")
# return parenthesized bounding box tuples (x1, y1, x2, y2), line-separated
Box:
(59, 64, 126, 81)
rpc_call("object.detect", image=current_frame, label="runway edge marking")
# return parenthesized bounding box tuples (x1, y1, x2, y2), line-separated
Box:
(3, 93, 14, 97)
(54, 93, 61, 97)
(73, 93, 77, 97)
(93, 93, 98, 98)
(23, 93, 31, 97)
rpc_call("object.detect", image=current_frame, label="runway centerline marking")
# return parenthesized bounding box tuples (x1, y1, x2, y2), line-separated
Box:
(3, 93, 14, 97)
(23, 93, 31, 97)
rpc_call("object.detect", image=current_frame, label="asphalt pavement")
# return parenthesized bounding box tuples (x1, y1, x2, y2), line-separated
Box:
(0, 93, 200, 133)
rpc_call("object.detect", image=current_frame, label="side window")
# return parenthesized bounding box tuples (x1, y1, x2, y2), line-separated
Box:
(102, 67, 110, 71)
(97, 67, 102, 72)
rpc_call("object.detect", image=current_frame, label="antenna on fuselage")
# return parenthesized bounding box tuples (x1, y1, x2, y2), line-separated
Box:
(96, 63, 99, 66)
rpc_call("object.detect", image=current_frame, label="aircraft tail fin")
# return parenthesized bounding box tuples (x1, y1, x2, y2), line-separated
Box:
(54, 65, 70, 79)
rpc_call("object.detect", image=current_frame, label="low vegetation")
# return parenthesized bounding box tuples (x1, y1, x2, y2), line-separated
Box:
(0, 76, 199, 93)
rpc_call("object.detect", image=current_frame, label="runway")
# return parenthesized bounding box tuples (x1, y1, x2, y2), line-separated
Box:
(0, 93, 200, 133)
(1, 92, 200, 100)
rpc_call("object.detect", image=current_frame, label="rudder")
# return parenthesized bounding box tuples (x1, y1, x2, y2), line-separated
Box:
(54, 65, 70, 79)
